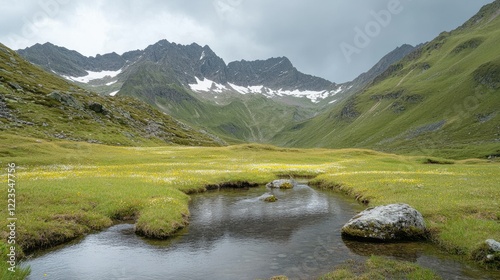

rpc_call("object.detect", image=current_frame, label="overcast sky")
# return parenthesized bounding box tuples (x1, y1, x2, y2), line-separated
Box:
(0, 0, 494, 83)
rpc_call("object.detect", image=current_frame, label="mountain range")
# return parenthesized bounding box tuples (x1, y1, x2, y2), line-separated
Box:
(18, 40, 340, 102)
(17, 35, 414, 143)
(5, 0, 500, 158)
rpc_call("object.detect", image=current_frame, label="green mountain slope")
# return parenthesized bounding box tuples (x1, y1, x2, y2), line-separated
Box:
(0, 43, 223, 147)
(275, 0, 500, 159)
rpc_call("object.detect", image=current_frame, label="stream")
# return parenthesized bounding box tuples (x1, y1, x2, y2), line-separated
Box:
(24, 184, 499, 279)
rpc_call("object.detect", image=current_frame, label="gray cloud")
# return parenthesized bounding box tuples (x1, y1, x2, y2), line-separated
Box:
(0, 0, 493, 82)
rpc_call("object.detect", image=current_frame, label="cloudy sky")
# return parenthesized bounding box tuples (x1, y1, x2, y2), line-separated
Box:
(0, 0, 494, 82)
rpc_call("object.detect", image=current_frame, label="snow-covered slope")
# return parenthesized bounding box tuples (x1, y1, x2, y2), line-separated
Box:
(62, 69, 122, 83)
(189, 77, 343, 103)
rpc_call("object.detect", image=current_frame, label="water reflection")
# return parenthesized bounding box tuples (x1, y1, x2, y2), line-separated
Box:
(190, 185, 334, 243)
(343, 238, 424, 262)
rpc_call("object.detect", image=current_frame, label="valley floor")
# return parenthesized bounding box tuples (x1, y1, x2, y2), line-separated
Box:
(0, 135, 499, 279)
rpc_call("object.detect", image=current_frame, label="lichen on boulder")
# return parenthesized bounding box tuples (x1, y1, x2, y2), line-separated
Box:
(341, 203, 426, 241)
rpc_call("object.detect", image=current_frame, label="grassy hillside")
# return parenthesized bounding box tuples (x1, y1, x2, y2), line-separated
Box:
(276, 1, 500, 159)
(0, 43, 222, 147)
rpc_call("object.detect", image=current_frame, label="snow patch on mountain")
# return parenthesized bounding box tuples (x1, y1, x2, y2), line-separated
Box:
(272, 89, 329, 103)
(189, 77, 227, 93)
(331, 85, 344, 95)
(228, 83, 339, 103)
(248, 85, 265, 94)
(63, 69, 122, 83)
(191, 77, 342, 103)
(227, 83, 248, 94)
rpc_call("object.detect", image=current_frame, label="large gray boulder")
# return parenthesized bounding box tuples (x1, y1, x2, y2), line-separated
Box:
(342, 203, 426, 241)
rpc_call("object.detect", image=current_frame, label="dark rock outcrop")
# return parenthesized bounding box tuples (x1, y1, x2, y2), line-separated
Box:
(473, 61, 500, 89)
(88, 102, 106, 114)
(49, 91, 83, 110)
(340, 99, 359, 119)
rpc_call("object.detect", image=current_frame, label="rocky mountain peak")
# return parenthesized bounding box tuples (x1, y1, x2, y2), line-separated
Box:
(18, 42, 126, 76)
(225, 56, 333, 91)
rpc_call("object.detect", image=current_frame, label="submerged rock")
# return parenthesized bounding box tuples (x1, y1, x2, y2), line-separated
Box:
(266, 179, 296, 189)
(263, 194, 278, 203)
(341, 203, 426, 241)
(259, 193, 278, 202)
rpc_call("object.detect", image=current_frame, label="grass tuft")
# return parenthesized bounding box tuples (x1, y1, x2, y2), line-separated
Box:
(318, 256, 441, 280)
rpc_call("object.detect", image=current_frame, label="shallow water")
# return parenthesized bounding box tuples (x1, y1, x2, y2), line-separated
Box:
(25, 185, 499, 279)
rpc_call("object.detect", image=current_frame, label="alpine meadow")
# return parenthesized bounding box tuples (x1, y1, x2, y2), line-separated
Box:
(1, 1, 499, 279)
